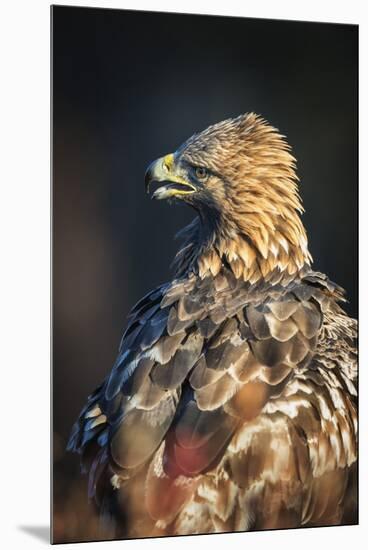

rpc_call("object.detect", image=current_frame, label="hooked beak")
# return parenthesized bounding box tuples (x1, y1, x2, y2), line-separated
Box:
(144, 154, 197, 200)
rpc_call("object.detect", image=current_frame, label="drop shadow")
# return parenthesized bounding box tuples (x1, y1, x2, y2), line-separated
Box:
(18, 525, 50, 544)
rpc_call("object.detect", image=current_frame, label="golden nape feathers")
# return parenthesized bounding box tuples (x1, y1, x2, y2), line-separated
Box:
(69, 114, 357, 538)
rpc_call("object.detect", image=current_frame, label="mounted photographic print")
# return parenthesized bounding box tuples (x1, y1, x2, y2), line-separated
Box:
(52, 5, 358, 544)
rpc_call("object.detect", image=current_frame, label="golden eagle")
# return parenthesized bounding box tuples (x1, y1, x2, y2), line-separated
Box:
(68, 113, 357, 537)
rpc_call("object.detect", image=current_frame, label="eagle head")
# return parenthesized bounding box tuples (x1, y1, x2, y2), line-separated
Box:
(145, 113, 311, 281)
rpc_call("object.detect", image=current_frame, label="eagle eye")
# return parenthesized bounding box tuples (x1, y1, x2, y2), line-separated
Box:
(195, 166, 208, 180)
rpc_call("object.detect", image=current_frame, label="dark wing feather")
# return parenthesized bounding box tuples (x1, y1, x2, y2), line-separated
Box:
(163, 386, 238, 477)
(110, 393, 178, 470)
(150, 332, 203, 390)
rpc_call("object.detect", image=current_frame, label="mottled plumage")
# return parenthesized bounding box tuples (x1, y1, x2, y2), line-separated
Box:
(68, 113, 357, 537)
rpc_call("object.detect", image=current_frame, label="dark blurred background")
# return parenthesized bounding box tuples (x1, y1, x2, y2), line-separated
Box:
(52, 6, 358, 543)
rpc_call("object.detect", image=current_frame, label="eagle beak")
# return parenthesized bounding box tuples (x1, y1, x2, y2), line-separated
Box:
(145, 154, 196, 200)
